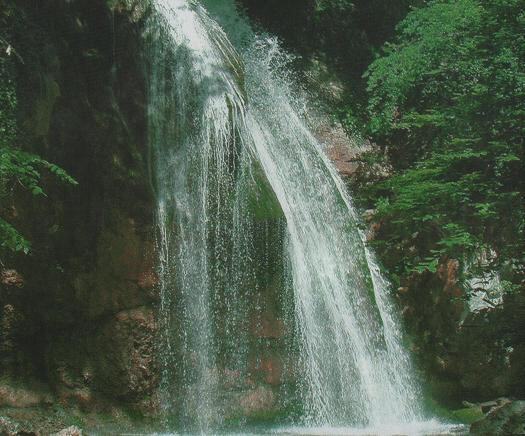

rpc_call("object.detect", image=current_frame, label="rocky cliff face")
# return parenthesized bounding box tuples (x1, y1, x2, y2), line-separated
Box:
(0, 0, 159, 428)
(393, 260, 525, 404)
(349, 153, 525, 408)
(0, 1, 299, 431)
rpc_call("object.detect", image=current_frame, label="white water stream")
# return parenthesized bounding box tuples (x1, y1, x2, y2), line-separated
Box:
(146, 0, 460, 434)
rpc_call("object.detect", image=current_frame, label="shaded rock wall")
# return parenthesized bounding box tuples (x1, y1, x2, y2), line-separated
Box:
(1, 0, 158, 416)
(371, 219, 525, 406)
(0, 1, 299, 424)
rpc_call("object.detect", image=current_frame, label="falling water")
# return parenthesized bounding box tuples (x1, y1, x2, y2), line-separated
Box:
(147, 0, 433, 432)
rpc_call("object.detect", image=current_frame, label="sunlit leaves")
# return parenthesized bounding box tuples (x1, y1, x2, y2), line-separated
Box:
(363, 0, 525, 275)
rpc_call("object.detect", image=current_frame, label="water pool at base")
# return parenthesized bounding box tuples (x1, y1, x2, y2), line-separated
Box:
(142, 420, 467, 436)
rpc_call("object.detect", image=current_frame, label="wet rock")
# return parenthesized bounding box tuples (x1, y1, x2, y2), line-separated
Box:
(461, 398, 511, 416)
(93, 307, 158, 399)
(137, 269, 159, 291)
(46, 306, 159, 411)
(222, 368, 243, 390)
(56, 386, 95, 411)
(30, 74, 61, 138)
(109, 0, 149, 22)
(325, 144, 359, 178)
(45, 339, 98, 411)
(0, 0, 155, 418)
(319, 124, 360, 178)
(470, 400, 525, 434)
(250, 311, 285, 339)
(238, 386, 276, 417)
(0, 382, 53, 408)
(1, 304, 21, 365)
(250, 354, 283, 386)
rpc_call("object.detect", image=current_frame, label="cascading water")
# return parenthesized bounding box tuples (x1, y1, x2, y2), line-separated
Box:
(147, 0, 253, 429)
(146, 0, 449, 433)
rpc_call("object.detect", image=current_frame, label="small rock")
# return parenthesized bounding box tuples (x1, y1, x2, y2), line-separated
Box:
(362, 209, 376, 222)
(51, 426, 83, 436)
(479, 400, 498, 414)
(93, 307, 158, 398)
(1, 269, 24, 288)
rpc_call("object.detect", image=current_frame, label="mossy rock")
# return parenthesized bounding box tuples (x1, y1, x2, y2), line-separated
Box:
(452, 406, 484, 424)
(245, 162, 283, 220)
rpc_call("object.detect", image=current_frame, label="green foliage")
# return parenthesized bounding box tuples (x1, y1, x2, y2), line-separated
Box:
(452, 406, 484, 424)
(0, 147, 78, 195)
(0, 146, 78, 255)
(0, 217, 30, 254)
(363, 0, 525, 275)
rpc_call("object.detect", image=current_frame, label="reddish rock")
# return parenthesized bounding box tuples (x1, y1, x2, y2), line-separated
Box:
(137, 269, 159, 292)
(1, 269, 24, 288)
(72, 214, 157, 319)
(0, 382, 52, 408)
(250, 311, 285, 339)
(258, 356, 282, 386)
(94, 307, 158, 398)
(52, 426, 83, 436)
(438, 259, 463, 297)
(325, 145, 359, 178)
(222, 368, 243, 389)
(315, 123, 359, 177)
(239, 386, 275, 416)
(367, 221, 382, 242)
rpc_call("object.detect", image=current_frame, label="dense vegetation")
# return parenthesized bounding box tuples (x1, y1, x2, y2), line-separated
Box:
(360, 0, 524, 287)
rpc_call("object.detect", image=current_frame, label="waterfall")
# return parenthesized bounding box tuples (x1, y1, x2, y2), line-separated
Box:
(147, 0, 427, 432)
